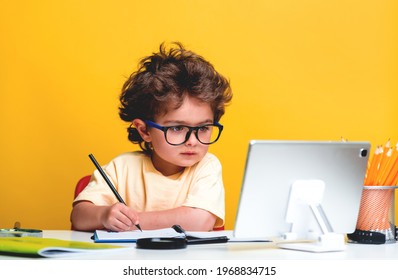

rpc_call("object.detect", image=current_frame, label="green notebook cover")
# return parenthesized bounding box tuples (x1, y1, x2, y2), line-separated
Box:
(0, 236, 127, 258)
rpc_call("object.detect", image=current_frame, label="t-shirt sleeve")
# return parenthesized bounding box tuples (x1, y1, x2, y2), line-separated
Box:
(182, 154, 225, 227)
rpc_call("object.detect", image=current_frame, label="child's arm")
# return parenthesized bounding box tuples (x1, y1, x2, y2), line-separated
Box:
(138, 206, 217, 231)
(71, 202, 217, 232)
(70, 201, 140, 232)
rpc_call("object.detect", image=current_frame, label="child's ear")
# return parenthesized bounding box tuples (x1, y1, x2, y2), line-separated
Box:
(132, 119, 151, 142)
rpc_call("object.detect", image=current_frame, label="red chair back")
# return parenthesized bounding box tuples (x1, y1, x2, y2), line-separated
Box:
(74, 175, 91, 198)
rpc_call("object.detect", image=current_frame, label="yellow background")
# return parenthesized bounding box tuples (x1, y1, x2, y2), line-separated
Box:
(1, 1, 397, 230)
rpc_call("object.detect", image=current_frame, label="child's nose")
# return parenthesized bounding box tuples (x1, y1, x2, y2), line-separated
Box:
(185, 130, 199, 145)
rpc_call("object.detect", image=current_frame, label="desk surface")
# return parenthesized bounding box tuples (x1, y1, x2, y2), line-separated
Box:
(1, 230, 398, 260)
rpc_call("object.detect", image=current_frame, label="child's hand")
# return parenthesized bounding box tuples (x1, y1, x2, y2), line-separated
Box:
(100, 203, 140, 232)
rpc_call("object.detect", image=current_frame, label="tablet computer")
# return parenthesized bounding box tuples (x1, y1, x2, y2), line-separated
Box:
(233, 140, 370, 241)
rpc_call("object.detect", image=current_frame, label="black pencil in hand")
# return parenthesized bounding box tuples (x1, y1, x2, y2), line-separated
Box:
(88, 153, 142, 231)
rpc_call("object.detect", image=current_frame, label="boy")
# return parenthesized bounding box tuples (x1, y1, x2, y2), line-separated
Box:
(70, 42, 232, 231)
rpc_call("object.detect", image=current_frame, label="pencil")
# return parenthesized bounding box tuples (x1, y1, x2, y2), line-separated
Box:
(383, 143, 398, 186)
(375, 147, 393, 185)
(364, 146, 382, 186)
(88, 153, 142, 232)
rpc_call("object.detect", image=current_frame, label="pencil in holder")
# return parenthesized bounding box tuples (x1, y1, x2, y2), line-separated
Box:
(348, 186, 397, 244)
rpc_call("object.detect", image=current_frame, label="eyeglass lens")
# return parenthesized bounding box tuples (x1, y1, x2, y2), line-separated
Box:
(166, 125, 220, 145)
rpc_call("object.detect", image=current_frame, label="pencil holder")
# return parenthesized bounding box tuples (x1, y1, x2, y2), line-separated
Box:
(348, 186, 398, 244)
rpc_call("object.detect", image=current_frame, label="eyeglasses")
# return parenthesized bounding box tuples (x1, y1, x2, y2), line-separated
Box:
(145, 120, 223, 146)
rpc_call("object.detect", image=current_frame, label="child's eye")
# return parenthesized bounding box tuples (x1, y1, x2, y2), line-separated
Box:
(169, 126, 185, 133)
(198, 126, 211, 132)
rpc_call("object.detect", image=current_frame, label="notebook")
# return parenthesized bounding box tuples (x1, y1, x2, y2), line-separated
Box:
(0, 236, 127, 258)
(93, 227, 229, 243)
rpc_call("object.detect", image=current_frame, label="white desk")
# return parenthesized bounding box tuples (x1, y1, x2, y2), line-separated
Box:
(2, 231, 398, 279)
(1, 230, 398, 260)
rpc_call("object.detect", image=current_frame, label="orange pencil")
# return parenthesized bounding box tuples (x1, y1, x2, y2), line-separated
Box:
(385, 138, 391, 149)
(380, 143, 398, 186)
(374, 140, 392, 184)
(365, 146, 382, 186)
(390, 168, 398, 186)
(363, 147, 374, 184)
(375, 147, 393, 186)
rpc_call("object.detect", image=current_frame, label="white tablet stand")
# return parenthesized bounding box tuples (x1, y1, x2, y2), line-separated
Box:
(277, 180, 346, 252)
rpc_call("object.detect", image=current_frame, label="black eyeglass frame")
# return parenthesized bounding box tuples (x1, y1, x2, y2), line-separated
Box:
(144, 120, 224, 146)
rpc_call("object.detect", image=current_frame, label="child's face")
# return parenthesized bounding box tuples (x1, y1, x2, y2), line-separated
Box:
(149, 96, 214, 176)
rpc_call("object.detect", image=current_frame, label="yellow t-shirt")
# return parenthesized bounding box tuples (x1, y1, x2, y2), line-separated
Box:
(74, 151, 225, 227)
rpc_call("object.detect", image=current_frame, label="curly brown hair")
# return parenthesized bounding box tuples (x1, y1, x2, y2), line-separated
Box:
(119, 42, 232, 154)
